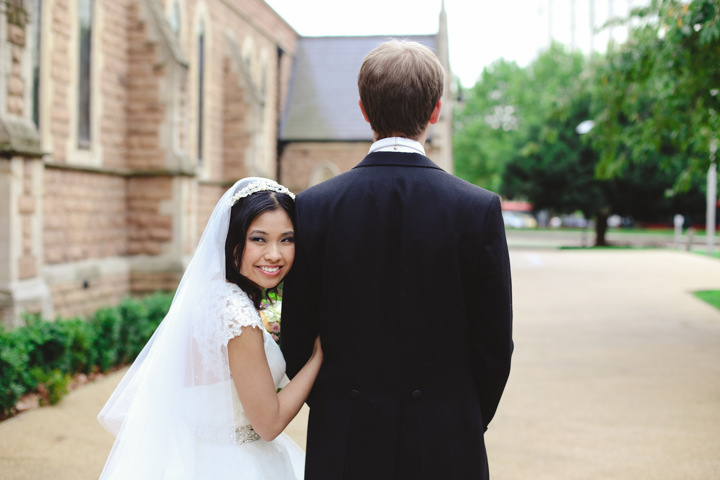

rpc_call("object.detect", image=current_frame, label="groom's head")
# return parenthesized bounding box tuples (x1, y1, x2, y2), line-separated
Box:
(357, 40, 445, 141)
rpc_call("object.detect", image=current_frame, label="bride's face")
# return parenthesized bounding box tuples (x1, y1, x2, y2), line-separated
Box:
(239, 209, 295, 290)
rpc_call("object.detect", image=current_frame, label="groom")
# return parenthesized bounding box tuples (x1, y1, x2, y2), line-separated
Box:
(281, 40, 513, 480)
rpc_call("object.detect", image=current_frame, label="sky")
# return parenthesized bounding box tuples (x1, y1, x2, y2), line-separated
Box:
(264, 0, 640, 88)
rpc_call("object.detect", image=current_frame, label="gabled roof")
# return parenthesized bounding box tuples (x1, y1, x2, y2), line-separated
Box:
(280, 35, 438, 142)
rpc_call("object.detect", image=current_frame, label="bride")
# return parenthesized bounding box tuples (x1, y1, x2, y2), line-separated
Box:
(97, 177, 321, 479)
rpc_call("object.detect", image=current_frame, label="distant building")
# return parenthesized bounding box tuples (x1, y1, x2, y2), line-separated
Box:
(278, 28, 454, 192)
(0, 0, 452, 326)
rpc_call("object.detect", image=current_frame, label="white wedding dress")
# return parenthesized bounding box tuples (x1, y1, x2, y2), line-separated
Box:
(193, 284, 305, 479)
(98, 178, 305, 480)
(193, 376, 305, 479)
(99, 284, 305, 480)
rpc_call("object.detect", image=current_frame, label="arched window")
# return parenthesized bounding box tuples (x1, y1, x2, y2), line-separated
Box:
(32, 0, 43, 128)
(77, 0, 94, 148)
(196, 20, 205, 164)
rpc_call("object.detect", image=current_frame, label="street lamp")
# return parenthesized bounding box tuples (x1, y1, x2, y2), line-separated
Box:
(707, 140, 717, 256)
(576, 120, 595, 135)
(576, 120, 595, 247)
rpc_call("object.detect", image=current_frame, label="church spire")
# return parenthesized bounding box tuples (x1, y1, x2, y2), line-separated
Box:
(437, 0, 449, 72)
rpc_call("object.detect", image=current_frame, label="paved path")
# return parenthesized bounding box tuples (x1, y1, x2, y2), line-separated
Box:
(488, 248, 720, 479)
(1, 248, 719, 479)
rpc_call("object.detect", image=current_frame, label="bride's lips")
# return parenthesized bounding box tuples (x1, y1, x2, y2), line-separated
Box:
(257, 265, 283, 276)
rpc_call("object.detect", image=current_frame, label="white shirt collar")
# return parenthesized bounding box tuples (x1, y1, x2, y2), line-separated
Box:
(368, 137, 426, 155)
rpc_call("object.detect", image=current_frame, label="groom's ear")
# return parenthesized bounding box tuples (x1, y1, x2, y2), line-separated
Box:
(358, 99, 371, 124)
(429, 99, 442, 125)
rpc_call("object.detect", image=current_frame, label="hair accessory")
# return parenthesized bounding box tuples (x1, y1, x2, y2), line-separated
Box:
(229, 179, 295, 206)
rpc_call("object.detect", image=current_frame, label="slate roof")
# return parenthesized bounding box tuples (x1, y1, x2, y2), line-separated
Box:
(280, 35, 438, 142)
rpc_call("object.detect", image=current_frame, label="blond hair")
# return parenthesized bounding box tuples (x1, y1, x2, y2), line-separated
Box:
(358, 40, 445, 139)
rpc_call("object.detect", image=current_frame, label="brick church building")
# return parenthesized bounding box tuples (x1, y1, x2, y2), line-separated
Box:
(0, 0, 453, 326)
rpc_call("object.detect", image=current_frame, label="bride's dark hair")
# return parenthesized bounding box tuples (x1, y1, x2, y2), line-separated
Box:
(225, 191, 296, 309)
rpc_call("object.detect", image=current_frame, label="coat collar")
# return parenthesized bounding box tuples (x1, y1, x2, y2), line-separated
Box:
(353, 151, 445, 171)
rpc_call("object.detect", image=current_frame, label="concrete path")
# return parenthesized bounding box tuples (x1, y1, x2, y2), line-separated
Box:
(487, 248, 720, 479)
(1, 248, 719, 479)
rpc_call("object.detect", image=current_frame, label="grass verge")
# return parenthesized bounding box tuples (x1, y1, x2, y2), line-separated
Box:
(694, 290, 720, 311)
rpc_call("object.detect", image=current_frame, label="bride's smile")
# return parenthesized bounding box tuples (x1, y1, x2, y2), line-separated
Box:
(240, 209, 295, 289)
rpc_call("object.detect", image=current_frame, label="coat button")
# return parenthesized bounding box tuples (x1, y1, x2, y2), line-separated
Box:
(411, 389, 422, 399)
(350, 389, 360, 400)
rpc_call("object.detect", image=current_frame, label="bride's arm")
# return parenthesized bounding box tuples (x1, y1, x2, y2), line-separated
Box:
(228, 327, 322, 441)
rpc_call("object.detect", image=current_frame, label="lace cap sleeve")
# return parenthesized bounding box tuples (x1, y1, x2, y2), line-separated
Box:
(220, 283, 263, 343)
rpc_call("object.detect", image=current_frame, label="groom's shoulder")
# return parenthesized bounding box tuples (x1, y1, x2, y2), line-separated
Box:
(297, 167, 498, 207)
(297, 169, 358, 202)
(432, 171, 499, 204)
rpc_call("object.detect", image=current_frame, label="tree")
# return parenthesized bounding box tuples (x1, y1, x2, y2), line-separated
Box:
(453, 43, 586, 192)
(591, 0, 720, 189)
(453, 60, 527, 192)
(502, 46, 706, 246)
(502, 69, 616, 245)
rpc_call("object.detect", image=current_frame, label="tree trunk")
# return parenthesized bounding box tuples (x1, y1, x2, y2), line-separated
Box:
(594, 211, 609, 246)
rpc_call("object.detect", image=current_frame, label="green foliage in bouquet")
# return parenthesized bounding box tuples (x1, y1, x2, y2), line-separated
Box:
(260, 290, 282, 344)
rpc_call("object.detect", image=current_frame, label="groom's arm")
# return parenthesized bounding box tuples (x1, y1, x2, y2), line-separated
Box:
(280, 269, 318, 378)
(466, 195, 513, 429)
(280, 204, 320, 380)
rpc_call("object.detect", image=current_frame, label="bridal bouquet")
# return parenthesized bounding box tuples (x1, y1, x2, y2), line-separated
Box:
(260, 299, 282, 344)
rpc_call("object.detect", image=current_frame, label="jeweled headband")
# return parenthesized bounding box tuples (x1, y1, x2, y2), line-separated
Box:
(229, 179, 295, 207)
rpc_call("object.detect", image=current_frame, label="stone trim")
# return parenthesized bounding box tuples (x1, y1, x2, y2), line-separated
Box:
(226, 32, 265, 107)
(42, 255, 130, 288)
(132, 0, 193, 174)
(138, 0, 189, 68)
(0, 116, 43, 157)
(0, 277, 53, 327)
(217, 0, 294, 53)
(43, 160, 196, 178)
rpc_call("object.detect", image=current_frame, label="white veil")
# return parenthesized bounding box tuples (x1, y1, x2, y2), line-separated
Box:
(97, 177, 280, 479)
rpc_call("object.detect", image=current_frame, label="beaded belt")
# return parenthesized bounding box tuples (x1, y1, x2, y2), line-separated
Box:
(235, 424, 261, 444)
(196, 424, 261, 445)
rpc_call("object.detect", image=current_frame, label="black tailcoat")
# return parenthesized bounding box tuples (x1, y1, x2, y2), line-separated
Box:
(281, 152, 513, 480)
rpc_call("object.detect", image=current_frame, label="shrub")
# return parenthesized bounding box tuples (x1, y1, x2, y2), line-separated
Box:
(31, 367, 70, 406)
(90, 306, 122, 372)
(117, 298, 148, 364)
(22, 314, 73, 376)
(61, 318, 98, 374)
(0, 329, 31, 418)
(0, 291, 174, 418)
(142, 291, 173, 337)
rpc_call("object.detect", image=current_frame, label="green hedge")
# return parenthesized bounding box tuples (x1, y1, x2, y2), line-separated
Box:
(0, 291, 173, 419)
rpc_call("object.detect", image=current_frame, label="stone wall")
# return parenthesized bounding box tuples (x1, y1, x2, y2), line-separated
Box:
(18, 159, 39, 281)
(0, 0, 298, 326)
(279, 142, 372, 194)
(5, 22, 26, 117)
(40, 168, 127, 320)
(196, 182, 225, 242)
(43, 169, 127, 263)
(50, 270, 131, 320)
(101, 0, 133, 170)
(126, 176, 173, 256)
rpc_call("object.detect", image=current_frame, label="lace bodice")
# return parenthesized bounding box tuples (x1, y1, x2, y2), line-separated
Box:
(220, 282, 264, 342)
(219, 282, 287, 386)
(194, 282, 288, 436)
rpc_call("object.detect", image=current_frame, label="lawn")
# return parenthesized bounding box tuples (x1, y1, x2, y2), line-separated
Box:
(694, 290, 720, 311)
